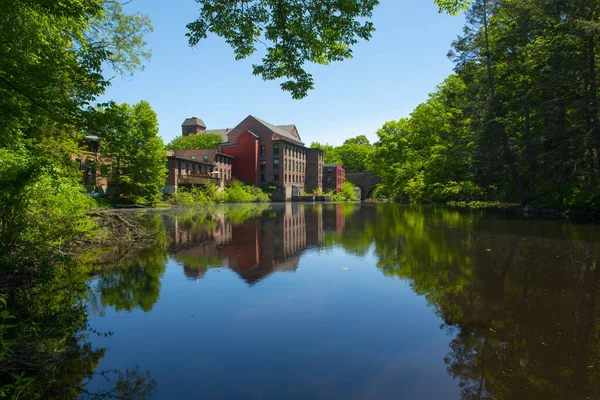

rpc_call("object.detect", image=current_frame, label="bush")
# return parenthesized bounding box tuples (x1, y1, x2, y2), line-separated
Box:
(329, 181, 359, 201)
(169, 186, 212, 206)
(171, 181, 270, 205)
(0, 150, 95, 269)
(222, 181, 270, 203)
(427, 180, 485, 202)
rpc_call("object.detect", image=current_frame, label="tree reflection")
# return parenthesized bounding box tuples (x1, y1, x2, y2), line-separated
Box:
(91, 247, 168, 313)
(0, 258, 156, 399)
(354, 205, 600, 400)
(90, 203, 600, 399)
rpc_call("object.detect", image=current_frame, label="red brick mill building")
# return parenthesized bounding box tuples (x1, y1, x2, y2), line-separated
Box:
(174, 115, 326, 200)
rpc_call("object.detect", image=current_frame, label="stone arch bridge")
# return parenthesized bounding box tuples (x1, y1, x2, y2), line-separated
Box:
(346, 171, 382, 200)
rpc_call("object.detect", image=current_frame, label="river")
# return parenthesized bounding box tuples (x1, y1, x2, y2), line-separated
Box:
(82, 203, 600, 399)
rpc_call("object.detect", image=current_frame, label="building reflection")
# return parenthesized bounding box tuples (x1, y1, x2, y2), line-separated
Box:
(165, 204, 348, 285)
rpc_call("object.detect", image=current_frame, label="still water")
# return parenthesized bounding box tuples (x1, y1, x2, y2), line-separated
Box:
(85, 203, 600, 399)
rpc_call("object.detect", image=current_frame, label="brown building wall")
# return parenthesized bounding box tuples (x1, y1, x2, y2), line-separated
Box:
(226, 116, 306, 197)
(219, 130, 260, 186)
(173, 149, 232, 185)
(182, 125, 206, 136)
(165, 156, 218, 193)
(305, 148, 323, 192)
(323, 164, 345, 193)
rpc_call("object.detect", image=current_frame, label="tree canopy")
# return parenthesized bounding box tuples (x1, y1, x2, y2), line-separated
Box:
(187, 0, 469, 98)
(92, 101, 167, 204)
(167, 133, 224, 150)
(311, 135, 374, 173)
(369, 0, 600, 209)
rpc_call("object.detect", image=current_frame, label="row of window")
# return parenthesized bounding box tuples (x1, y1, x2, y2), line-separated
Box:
(259, 173, 304, 184)
(190, 154, 210, 162)
(178, 160, 212, 175)
(284, 143, 306, 159)
(284, 159, 304, 172)
(259, 142, 308, 159)
(188, 154, 231, 165)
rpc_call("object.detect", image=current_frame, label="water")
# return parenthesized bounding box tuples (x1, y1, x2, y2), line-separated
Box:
(84, 203, 600, 399)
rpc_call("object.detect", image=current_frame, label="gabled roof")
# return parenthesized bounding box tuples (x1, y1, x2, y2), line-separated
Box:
(182, 117, 206, 128)
(276, 124, 296, 133)
(252, 116, 304, 145)
(204, 128, 231, 142)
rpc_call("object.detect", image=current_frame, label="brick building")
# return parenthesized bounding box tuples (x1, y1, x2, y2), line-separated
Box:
(172, 149, 233, 185)
(323, 164, 345, 194)
(164, 152, 221, 194)
(220, 115, 308, 199)
(179, 115, 326, 199)
(305, 148, 324, 193)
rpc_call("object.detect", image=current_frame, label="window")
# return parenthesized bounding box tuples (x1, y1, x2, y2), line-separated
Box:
(260, 160, 266, 171)
(274, 174, 280, 182)
(273, 143, 280, 156)
(178, 161, 182, 175)
(203, 155, 209, 162)
(261, 174, 265, 183)
(191, 155, 196, 160)
(273, 158, 280, 170)
(186, 127, 194, 134)
(261, 145, 266, 157)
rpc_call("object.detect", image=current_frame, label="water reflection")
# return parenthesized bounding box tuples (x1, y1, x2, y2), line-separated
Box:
(167, 204, 341, 284)
(91, 203, 600, 399)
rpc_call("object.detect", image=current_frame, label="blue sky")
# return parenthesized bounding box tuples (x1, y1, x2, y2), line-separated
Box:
(104, 1, 465, 146)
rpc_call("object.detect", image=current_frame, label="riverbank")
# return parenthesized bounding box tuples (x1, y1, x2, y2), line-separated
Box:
(447, 200, 600, 220)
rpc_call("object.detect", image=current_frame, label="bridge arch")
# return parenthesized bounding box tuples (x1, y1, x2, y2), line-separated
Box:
(346, 171, 382, 200)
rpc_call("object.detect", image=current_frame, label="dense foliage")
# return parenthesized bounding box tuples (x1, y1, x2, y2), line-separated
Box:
(187, 0, 379, 99)
(311, 135, 374, 173)
(329, 181, 359, 201)
(91, 101, 167, 204)
(170, 181, 270, 205)
(370, 0, 600, 209)
(0, 0, 158, 397)
(166, 133, 224, 150)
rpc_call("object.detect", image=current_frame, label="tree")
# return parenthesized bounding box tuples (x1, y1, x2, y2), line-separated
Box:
(167, 133, 224, 150)
(310, 142, 341, 164)
(0, 0, 152, 148)
(186, 0, 379, 99)
(186, 1, 473, 98)
(311, 137, 373, 172)
(94, 101, 167, 204)
(343, 135, 370, 146)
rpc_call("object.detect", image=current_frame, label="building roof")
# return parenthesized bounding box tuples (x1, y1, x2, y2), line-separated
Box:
(324, 163, 343, 167)
(182, 117, 206, 128)
(252, 116, 304, 145)
(204, 128, 231, 142)
(84, 135, 100, 141)
(276, 124, 296, 133)
(168, 155, 214, 165)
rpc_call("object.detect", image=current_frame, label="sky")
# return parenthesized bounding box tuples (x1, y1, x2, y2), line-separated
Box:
(103, 1, 466, 146)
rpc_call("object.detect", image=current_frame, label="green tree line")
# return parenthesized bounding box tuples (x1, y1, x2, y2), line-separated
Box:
(311, 135, 374, 173)
(369, 0, 600, 209)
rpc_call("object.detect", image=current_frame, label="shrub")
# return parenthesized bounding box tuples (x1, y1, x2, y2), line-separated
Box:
(330, 181, 359, 201)
(169, 186, 212, 206)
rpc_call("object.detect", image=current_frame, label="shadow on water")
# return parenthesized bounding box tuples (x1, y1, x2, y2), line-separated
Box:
(87, 203, 600, 399)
